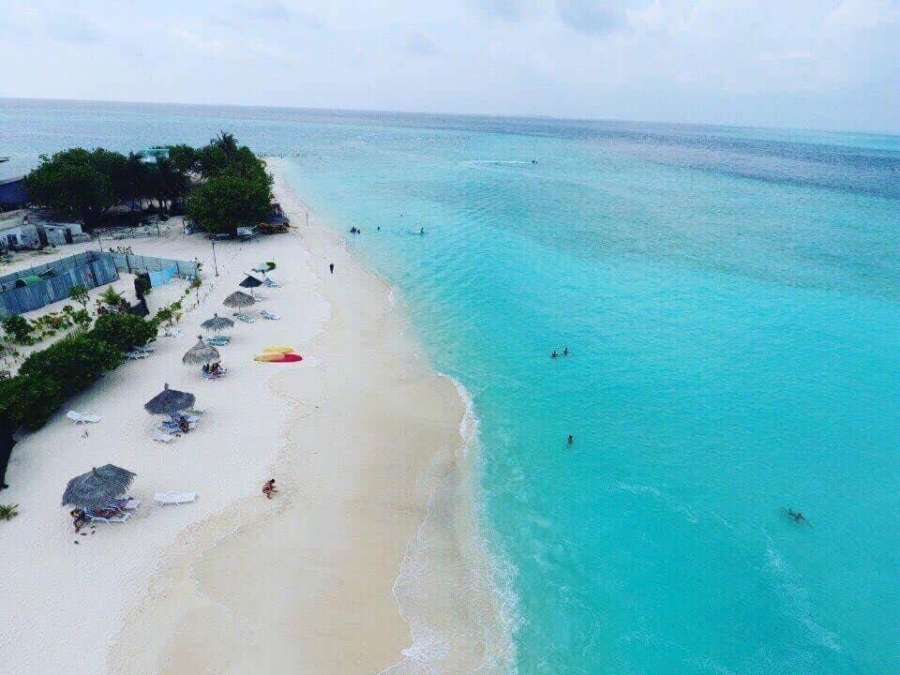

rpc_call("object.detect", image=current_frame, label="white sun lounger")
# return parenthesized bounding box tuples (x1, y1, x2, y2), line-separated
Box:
(87, 510, 131, 524)
(234, 313, 255, 324)
(163, 327, 184, 338)
(125, 350, 150, 360)
(152, 428, 177, 443)
(154, 491, 197, 505)
(67, 411, 101, 425)
(260, 310, 281, 321)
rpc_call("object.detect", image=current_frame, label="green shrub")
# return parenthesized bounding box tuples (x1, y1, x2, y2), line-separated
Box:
(90, 313, 156, 353)
(1, 314, 33, 344)
(69, 284, 90, 309)
(20, 334, 121, 398)
(0, 374, 64, 430)
(0, 504, 19, 521)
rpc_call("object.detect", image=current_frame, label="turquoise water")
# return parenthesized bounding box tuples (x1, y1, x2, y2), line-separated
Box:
(3, 99, 899, 674)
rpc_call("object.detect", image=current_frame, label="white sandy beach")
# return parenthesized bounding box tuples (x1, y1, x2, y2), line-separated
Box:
(0, 162, 506, 674)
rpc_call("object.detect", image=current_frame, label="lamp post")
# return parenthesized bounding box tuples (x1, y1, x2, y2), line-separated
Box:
(211, 239, 219, 277)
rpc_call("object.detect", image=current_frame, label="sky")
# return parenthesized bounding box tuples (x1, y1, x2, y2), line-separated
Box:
(1, 0, 899, 133)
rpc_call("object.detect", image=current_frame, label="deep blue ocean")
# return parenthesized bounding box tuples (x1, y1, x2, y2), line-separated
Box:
(2, 99, 898, 674)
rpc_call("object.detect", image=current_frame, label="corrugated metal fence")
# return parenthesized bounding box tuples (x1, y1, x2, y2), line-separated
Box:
(107, 253, 198, 281)
(0, 251, 199, 317)
(0, 251, 119, 317)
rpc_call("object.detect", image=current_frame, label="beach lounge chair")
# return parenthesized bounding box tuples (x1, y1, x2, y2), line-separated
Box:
(67, 411, 101, 425)
(263, 277, 280, 288)
(86, 508, 130, 524)
(109, 498, 141, 511)
(154, 491, 197, 505)
(125, 350, 150, 360)
(260, 310, 281, 321)
(163, 327, 184, 338)
(204, 335, 232, 346)
(134, 345, 156, 354)
(152, 428, 177, 443)
(234, 313, 255, 324)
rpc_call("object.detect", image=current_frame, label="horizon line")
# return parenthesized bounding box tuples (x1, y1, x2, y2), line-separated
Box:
(1, 95, 897, 139)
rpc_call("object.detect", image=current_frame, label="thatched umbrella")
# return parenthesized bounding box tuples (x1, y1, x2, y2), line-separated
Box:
(223, 291, 255, 309)
(200, 313, 234, 332)
(182, 336, 220, 366)
(144, 383, 196, 415)
(61, 464, 136, 509)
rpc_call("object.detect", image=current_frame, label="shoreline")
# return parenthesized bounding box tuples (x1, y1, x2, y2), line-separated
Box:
(0, 159, 510, 673)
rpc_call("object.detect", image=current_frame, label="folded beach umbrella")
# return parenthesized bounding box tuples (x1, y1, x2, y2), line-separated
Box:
(239, 275, 263, 289)
(183, 336, 220, 366)
(223, 291, 256, 309)
(62, 464, 136, 509)
(144, 383, 196, 416)
(200, 313, 234, 332)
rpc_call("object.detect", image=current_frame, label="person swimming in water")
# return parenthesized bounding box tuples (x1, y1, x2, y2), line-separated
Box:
(567, 435, 574, 445)
(563, 347, 569, 356)
(551, 350, 558, 358)
(420, 227, 425, 235)
(787, 508, 810, 525)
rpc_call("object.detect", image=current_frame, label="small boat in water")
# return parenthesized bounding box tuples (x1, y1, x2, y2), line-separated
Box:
(0, 157, 9, 163)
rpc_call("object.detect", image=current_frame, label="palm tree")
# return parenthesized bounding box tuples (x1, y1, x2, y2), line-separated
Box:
(212, 131, 238, 159)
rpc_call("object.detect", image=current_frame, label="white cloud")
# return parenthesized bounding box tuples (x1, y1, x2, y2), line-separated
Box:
(0, 0, 897, 132)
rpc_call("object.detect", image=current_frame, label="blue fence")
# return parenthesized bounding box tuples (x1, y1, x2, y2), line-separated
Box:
(0, 251, 119, 317)
(107, 253, 198, 281)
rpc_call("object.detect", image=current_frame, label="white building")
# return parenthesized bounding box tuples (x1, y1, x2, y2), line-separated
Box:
(0, 210, 84, 251)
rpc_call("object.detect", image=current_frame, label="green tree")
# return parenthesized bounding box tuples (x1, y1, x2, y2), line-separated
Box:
(167, 144, 199, 174)
(1, 314, 33, 344)
(187, 173, 273, 233)
(20, 334, 122, 398)
(26, 148, 127, 224)
(90, 313, 156, 353)
(69, 284, 90, 310)
(0, 374, 64, 431)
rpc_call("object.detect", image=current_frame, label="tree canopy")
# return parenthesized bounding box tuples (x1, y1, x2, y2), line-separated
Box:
(25, 132, 271, 230)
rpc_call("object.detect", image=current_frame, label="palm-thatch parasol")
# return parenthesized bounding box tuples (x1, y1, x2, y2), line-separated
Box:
(182, 336, 220, 366)
(144, 383, 196, 415)
(61, 464, 136, 509)
(223, 291, 255, 309)
(200, 313, 234, 332)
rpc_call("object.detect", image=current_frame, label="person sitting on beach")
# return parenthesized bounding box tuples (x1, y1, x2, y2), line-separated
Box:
(178, 418, 190, 434)
(210, 362, 222, 376)
(71, 509, 89, 533)
(263, 479, 277, 499)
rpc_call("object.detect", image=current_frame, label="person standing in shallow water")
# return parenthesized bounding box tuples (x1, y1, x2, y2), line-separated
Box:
(329, 263, 334, 275)
(567, 435, 574, 445)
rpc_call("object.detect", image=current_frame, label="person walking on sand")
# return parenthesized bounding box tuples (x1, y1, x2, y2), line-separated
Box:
(263, 479, 277, 499)
(329, 263, 334, 275)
